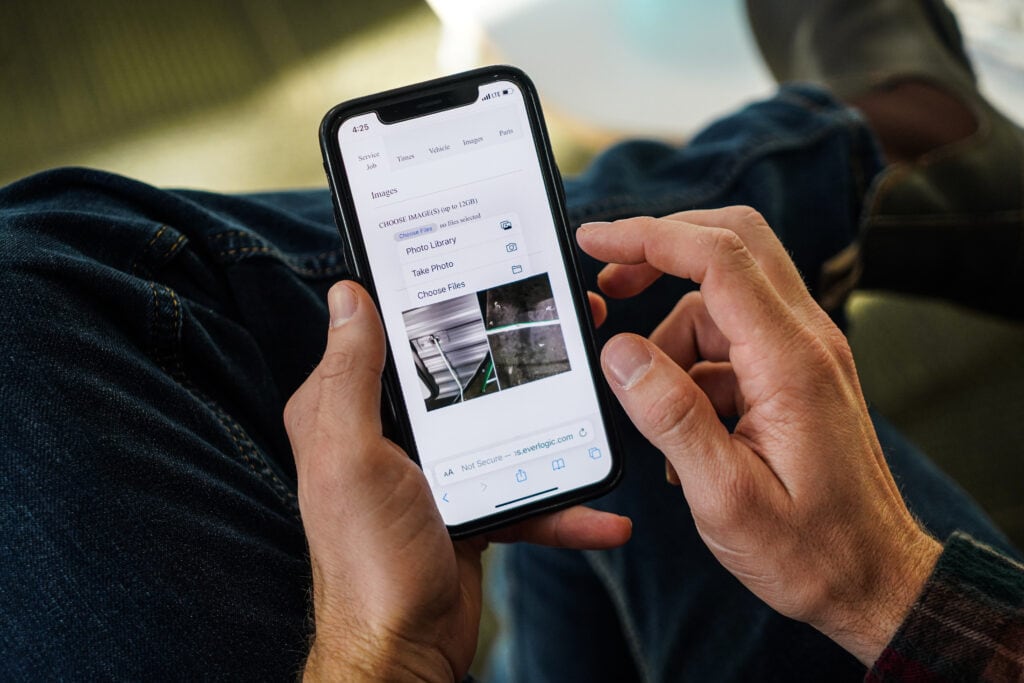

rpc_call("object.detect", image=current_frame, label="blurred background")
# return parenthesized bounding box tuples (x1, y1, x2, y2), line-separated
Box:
(2, 0, 1022, 660)
(3, 0, 1022, 191)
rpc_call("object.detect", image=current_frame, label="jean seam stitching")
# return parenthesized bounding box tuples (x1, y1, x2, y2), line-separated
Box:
(208, 229, 346, 278)
(147, 280, 300, 516)
(130, 224, 168, 277)
(131, 224, 190, 279)
(163, 233, 188, 260)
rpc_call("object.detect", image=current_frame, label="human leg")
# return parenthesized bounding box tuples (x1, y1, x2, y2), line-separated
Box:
(0, 168, 342, 678)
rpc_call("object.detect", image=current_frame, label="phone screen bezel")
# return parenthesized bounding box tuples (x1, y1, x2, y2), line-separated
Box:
(319, 65, 622, 538)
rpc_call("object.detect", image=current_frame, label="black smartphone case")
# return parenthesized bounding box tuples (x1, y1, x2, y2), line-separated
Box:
(318, 65, 622, 538)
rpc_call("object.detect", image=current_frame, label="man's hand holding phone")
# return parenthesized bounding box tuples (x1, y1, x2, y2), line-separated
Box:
(284, 281, 631, 682)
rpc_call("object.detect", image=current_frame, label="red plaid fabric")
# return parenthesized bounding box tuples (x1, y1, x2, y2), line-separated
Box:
(868, 532, 1024, 681)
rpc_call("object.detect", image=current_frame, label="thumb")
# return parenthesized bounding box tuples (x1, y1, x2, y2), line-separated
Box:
(313, 281, 387, 439)
(284, 280, 387, 462)
(601, 334, 738, 494)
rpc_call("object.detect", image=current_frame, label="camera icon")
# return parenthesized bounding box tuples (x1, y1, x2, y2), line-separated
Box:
(505, 242, 518, 253)
(500, 219, 513, 230)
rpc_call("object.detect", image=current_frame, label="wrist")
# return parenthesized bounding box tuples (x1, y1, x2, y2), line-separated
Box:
(823, 530, 942, 666)
(303, 622, 456, 683)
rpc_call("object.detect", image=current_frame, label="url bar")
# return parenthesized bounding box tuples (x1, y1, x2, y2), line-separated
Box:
(433, 419, 595, 486)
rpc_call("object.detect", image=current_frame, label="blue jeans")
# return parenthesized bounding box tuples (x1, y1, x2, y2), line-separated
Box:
(0, 86, 1013, 680)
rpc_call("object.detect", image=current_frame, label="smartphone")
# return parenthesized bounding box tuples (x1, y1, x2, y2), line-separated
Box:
(319, 66, 621, 537)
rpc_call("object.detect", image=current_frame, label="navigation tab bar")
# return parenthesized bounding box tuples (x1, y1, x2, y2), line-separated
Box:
(385, 106, 523, 172)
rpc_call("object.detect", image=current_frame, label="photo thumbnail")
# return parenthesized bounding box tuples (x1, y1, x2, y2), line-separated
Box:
(403, 273, 570, 412)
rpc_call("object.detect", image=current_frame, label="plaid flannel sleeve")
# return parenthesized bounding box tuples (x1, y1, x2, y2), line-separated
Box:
(867, 531, 1024, 681)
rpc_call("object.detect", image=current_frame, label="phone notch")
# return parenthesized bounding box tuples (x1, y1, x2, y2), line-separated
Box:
(376, 84, 479, 124)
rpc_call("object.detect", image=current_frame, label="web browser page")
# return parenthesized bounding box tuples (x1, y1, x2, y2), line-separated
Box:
(337, 81, 613, 526)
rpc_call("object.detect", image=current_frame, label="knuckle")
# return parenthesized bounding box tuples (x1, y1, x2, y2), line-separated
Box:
(806, 330, 841, 373)
(318, 346, 368, 383)
(664, 291, 706, 332)
(718, 205, 772, 240)
(641, 380, 701, 448)
(725, 205, 767, 229)
(676, 289, 705, 315)
(316, 346, 384, 413)
(788, 326, 852, 391)
(717, 470, 763, 524)
(706, 229, 755, 276)
(282, 381, 317, 439)
(788, 325, 831, 371)
(710, 228, 748, 260)
(282, 393, 301, 435)
(825, 328, 858, 374)
(721, 206, 782, 256)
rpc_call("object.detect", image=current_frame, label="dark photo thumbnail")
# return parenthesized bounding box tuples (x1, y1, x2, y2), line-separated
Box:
(479, 272, 560, 328)
(487, 323, 569, 389)
(403, 273, 570, 412)
(478, 274, 570, 389)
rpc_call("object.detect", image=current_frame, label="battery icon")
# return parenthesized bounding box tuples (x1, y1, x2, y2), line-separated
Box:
(502, 89, 510, 95)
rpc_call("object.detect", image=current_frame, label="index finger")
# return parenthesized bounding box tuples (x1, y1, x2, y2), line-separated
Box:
(577, 216, 800, 356)
(591, 207, 810, 309)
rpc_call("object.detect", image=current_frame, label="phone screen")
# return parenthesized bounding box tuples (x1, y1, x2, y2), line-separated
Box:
(332, 74, 617, 531)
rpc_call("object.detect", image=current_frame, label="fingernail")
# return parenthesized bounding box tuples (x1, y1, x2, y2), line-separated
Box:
(577, 221, 610, 235)
(328, 283, 358, 328)
(604, 335, 652, 389)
